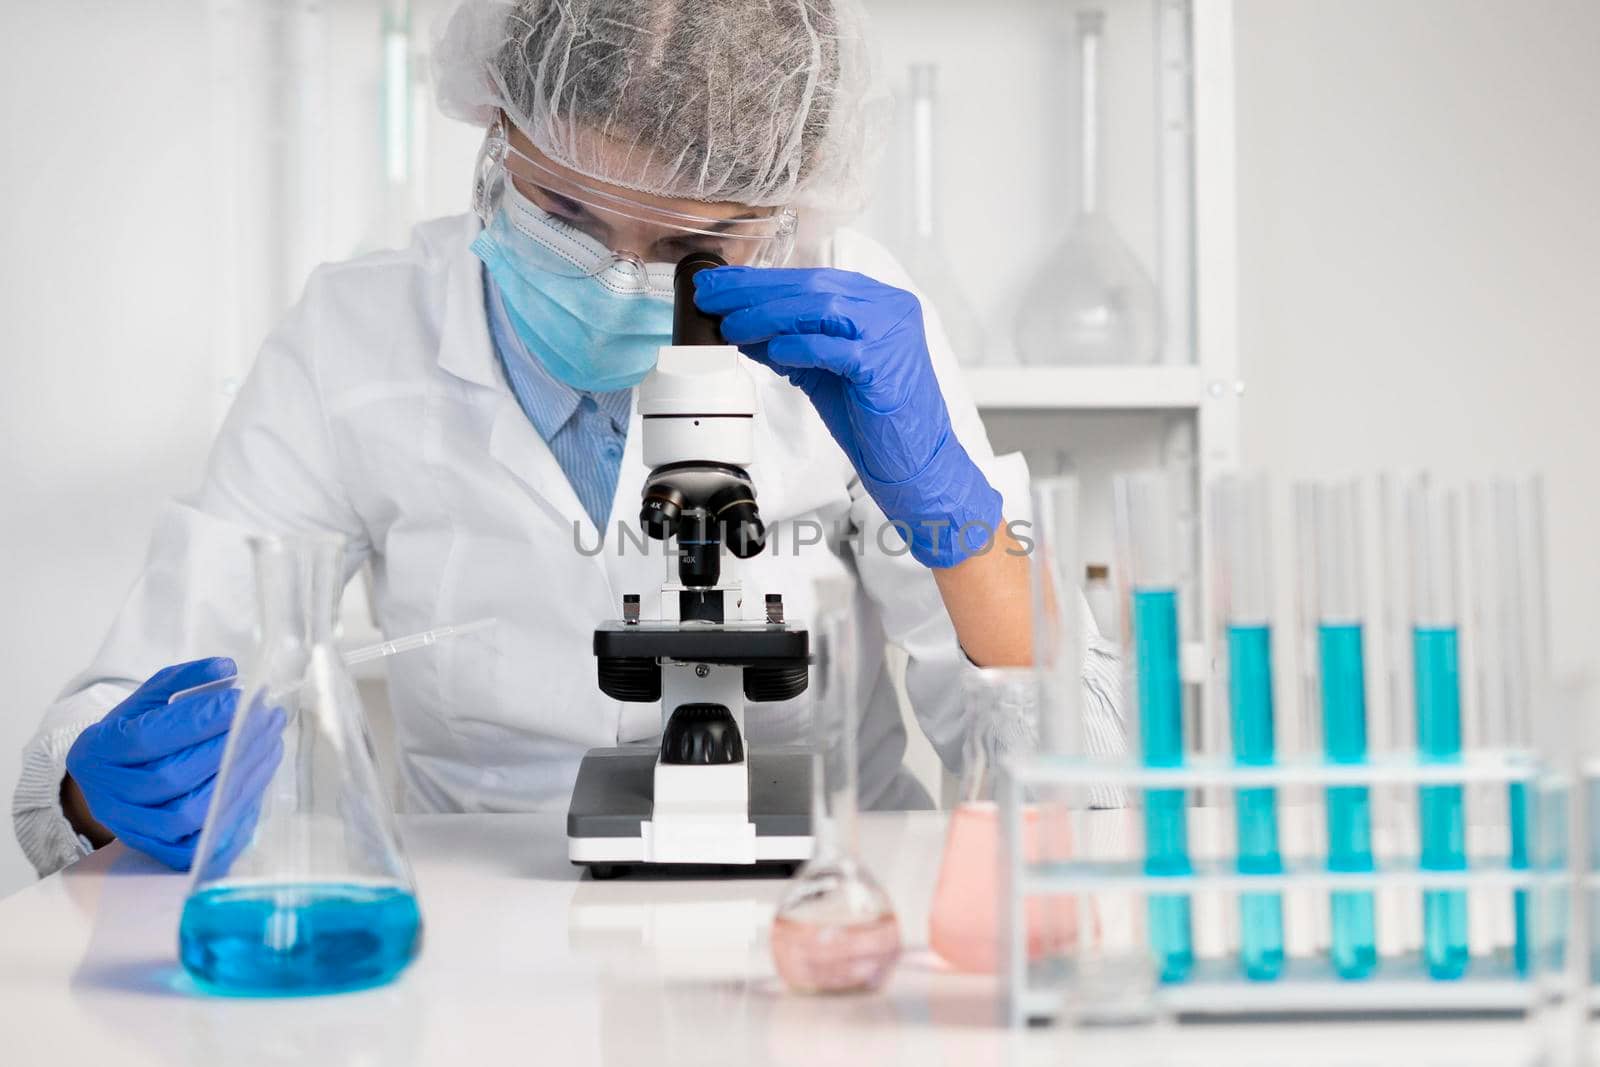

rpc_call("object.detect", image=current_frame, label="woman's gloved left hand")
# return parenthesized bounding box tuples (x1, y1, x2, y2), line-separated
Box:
(694, 266, 1001, 568)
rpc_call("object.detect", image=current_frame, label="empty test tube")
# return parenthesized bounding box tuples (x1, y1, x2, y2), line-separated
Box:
(1300, 480, 1378, 980)
(1114, 470, 1193, 984)
(1406, 480, 1470, 980)
(1212, 475, 1285, 981)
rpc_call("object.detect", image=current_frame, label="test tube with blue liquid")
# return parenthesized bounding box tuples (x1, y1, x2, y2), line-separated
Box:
(1114, 470, 1193, 983)
(1298, 480, 1378, 979)
(1406, 480, 1470, 980)
(1211, 475, 1285, 980)
(1468, 479, 1548, 977)
(1501, 479, 1574, 984)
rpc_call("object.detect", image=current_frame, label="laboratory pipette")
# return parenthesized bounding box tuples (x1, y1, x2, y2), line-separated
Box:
(342, 617, 498, 666)
(169, 618, 498, 704)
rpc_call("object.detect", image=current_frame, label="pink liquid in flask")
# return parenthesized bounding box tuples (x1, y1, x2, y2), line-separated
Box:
(771, 913, 901, 994)
(929, 802, 1077, 974)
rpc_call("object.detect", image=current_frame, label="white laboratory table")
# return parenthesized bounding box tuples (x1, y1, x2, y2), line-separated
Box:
(0, 812, 1556, 1067)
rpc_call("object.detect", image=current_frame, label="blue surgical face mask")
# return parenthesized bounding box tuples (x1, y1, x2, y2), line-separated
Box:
(470, 188, 674, 393)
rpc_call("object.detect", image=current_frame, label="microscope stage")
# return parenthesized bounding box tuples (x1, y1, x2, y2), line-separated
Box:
(593, 621, 808, 664)
(566, 745, 813, 870)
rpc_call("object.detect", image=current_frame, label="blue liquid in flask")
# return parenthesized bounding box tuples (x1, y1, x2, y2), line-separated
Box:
(1319, 623, 1378, 980)
(1227, 624, 1285, 980)
(180, 883, 422, 995)
(1133, 588, 1193, 983)
(1414, 626, 1469, 980)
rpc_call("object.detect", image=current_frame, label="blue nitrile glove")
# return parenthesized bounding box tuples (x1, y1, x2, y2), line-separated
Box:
(190, 695, 287, 881)
(65, 657, 241, 870)
(694, 266, 1002, 568)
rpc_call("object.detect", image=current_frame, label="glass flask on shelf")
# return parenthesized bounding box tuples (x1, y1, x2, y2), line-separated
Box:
(179, 534, 422, 996)
(770, 585, 901, 994)
(1014, 9, 1160, 366)
(929, 669, 1076, 974)
(897, 63, 986, 367)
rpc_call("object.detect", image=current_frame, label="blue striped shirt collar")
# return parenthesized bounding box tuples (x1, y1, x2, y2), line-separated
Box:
(484, 276, 631, 442)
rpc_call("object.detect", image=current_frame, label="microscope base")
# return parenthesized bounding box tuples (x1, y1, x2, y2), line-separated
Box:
(566, 745, 813, 871)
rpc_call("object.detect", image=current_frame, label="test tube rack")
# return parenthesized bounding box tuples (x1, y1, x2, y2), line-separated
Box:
(998, 749, 1571, 1027)
(1582, 761, 1600, 1015)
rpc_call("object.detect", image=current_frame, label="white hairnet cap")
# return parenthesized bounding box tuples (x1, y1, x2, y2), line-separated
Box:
(433, 0, 881, 218)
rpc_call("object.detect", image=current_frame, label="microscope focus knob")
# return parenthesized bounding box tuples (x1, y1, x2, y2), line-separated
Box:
(660, 704, 745, 765)
(709, 484, 765, 559)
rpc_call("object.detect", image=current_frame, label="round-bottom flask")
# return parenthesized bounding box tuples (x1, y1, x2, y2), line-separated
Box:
(772, 856, 900, 994)
(1013, 11, 1161, 367)
(771, 585, 900, 994)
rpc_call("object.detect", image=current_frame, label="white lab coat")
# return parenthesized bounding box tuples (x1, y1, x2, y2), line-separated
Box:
(13, 215, 1120, 877)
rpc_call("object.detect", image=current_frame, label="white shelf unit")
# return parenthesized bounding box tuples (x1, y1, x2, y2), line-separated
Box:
(950, 0, 1242, 754)
(967, 365, 1207, 412)
(859, 0, 1242, 677)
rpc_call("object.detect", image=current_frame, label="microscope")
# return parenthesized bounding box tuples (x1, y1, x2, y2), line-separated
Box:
(566, 252, 813, 876)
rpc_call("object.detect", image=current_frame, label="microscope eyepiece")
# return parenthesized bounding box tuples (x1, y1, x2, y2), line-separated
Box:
(674, 250, 727, 280)
(672, 251, 728, 347)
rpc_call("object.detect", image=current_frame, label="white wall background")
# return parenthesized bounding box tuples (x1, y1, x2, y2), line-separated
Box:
(1232, 0, 1600, 676)
(0, 3, 220, 894)
(0, 0, 480, 896)
(1, 0, 1596, 896)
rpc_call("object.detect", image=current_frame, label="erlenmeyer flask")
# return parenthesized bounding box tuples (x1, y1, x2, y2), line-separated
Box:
(1014, 9, 1160, 366)
(929, 669, 1076, 974)
(770, 585, 900, 994)
(897, 63, 985, 367)
(180, 534, 421, 995)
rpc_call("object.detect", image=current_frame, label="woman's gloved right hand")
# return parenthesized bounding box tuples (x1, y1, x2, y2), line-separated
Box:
(64, 657, 240, 870)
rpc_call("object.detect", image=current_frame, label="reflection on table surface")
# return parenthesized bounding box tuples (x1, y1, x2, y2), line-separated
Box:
(0, 812, 1557, 1067)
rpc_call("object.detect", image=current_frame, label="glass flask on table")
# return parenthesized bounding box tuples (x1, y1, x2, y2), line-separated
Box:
(929, 669, 1076, 974)
(179, 534, 422, 995)
(1014, 9, 1160, 366)
(770, 585, 901, 994)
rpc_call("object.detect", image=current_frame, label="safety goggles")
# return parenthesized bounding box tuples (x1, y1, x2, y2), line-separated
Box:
(472, 117, 797, 296)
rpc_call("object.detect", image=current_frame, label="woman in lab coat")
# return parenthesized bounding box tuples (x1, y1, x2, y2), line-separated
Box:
(12, 0, 1124, 876)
